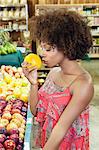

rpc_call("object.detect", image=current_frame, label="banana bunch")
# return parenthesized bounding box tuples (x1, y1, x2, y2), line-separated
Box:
(0, 32, 10, 45)
(0, 42, 16, 55)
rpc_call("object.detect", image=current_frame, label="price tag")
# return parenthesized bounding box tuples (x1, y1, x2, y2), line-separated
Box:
(16, 47, 26, 53)
(24, 142, 30, 150)
(27, 118, 32, 124)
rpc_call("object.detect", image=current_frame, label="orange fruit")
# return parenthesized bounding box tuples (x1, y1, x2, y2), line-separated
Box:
(24, 53, 42, 69)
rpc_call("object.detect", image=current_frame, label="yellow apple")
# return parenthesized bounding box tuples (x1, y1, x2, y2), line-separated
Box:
(7, 123, 18, 132)
(0, 119, 9, 126)
(2, 112, 12, 120)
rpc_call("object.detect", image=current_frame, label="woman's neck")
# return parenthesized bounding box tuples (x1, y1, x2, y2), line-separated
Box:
(59, 58, 84, 76)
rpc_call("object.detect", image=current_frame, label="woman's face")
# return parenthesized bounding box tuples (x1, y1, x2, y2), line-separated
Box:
(40, 42, 65, 68)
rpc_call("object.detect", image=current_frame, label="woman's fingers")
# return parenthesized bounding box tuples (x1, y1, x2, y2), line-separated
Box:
(22, 62, 37, 71)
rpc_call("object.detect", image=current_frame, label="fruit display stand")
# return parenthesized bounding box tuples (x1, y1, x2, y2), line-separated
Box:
(0, 32, 24, 67)
(0, 65, 31, 149)
(23, 105, 32, 150)
(0, 50, 24, 67)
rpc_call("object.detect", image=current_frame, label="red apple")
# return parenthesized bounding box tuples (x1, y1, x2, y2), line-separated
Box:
(4, 139, 16, 149)
(16, 144, 22, 150)
(23, 103, 28, 108)
(21, 112, 27, 117)
(0, 100, 7, 106)
(0, 143, 5, 150)
(18, 138, 23, 145)
(10, 99, 15, 103)
(0, 110, 2, 114)
(0, 134, 6, 143)
(11, 109, 21, 115)
(8, 129, 19, 135)
(9, 134, 19, 144)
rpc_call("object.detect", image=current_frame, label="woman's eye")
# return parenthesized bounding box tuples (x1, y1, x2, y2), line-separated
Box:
(46, 49, 50, 51)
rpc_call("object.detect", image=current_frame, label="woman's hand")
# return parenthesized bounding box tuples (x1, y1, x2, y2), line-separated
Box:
(22, 61, 38, 85)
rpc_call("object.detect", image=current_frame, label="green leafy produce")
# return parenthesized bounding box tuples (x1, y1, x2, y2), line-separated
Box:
(0, 32, 16, 55)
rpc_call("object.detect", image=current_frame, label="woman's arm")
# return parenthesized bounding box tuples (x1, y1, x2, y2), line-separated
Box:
(29, 83, 38, 116)
(43, 79, 94, 150)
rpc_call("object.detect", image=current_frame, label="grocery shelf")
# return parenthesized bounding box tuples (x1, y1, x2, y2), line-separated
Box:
(93, 44, 99, 47)
(0, 17, 26, 21)
(0, 4, 28, 31)
(0, 28, 27, 32)
(88, 53, 99, 58)
(83, 14, 99, 17)
(0, 4, 26, 7)
(92, 34, 99, 37)
(35, 3, 99, 7)
(89, 24, 99, 27)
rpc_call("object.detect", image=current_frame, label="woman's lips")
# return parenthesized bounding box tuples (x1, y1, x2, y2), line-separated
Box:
(43, 60, 48, 64)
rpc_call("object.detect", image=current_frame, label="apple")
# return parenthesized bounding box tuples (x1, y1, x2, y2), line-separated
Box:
(21, 112, 27, 117)
(0, 143, 5, 150)
(21, 119, 26, 125)
(0, 134, 6, 143)
(20, 93, 28, 103)
(9, 134, 19, 144)
(13, 105, 22, 110)
(8, 128, 19, 135)
(7, 123, 18, 132)
(4, 104, 12, 111)
(0, 95, 6, 101)
(0, 110, 2, 115)
(13, 87, 21, 99)
(19, 133, 24, 140)
(16, 144, 23, 150)
(0, 123, 4, 128)
(2, 112, 12, 120)
(23, 103, 28, 108)
(10, 99, 15, 103)
(15, 72, 21, 78)
(4, 74, 12, 84)
(0, 100, 7, 107)
(10, 119, 21, 128)
(19, 128, 25, 134)
(21, 124, 26, 129)
(6, 95, 16, 101)
(18, 138, 23, 145)
(12, 113, 23, 121)
(11, 109, 21, 115)
(4, 139, 16, 150)
(0, 119, 9, 126)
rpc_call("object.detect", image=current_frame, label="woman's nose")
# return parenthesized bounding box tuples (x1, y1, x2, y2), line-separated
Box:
(39, 51, 46, 60)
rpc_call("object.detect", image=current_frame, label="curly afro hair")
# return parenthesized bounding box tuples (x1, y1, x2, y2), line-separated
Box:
(34, 10, 93, 60)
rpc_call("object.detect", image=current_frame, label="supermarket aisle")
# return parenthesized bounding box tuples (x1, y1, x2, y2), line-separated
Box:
(80, 60, 99, 150)
(81, 60, 99, 150)
(90, 85, 99, 150)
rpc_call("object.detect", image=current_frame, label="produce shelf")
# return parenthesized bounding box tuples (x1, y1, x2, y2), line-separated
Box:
(23, 105, 32, 150)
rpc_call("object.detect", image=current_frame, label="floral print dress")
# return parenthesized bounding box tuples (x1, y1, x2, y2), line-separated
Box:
(32, 78, 89, 150)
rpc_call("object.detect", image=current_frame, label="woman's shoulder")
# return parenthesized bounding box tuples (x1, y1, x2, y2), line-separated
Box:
(71, 71, 94, 95)
(47, 67, 61, 79)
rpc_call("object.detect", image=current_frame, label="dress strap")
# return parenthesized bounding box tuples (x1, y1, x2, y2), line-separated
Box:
(67, 72, 86, 88)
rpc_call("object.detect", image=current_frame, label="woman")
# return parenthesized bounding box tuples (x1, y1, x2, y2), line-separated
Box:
(22, 10, 94, 150)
